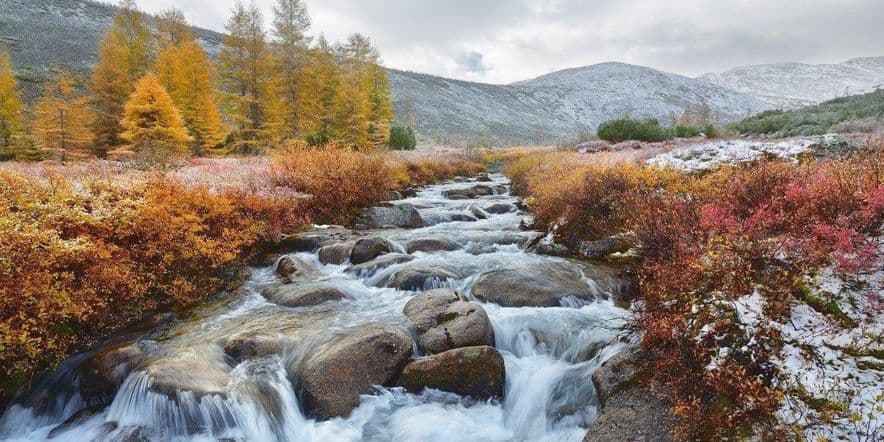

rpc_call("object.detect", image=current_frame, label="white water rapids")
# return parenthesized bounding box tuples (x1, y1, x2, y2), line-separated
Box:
(0, 174, 632, 442)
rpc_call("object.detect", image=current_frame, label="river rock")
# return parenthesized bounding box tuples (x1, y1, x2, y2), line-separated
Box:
(475, 173, 492, 182)
(223, 334, 286, 363)
(583, 347, 675, 442)
(145, 350, 230, 399)
(403, 289, 494, 354)
(448, 213, 478, 222)
(442, 184, 494, 200)
(484, 203, 517, 214)
(578, 235, 632, 260)
(388, 190, 403, 201)
(79, 342, 150, 407)
(295, 324, 413, 419)
(276, 256, 318, 280)
(406, 237, 461, 254)
(470, 205, 489, 220)
(396, 346, 505, 400)
(403, 188, 419, 198)
(275, 233, 333, 253)
(318, 242, 353, 265)
(345, 253, 415, 276)
(470, 262, 598, 307)
(358, 203, 424, 229)
(386, 265, 461, 291)
(262, 282, 349, 308)
(350, 237, 394, 264)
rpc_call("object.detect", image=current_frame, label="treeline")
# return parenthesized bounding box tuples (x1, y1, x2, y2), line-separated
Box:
(0, 0, 398, 162)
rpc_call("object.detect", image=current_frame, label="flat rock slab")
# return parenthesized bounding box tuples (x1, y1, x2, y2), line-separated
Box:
(397, 346, 505, 400)
(403, 289, 495, 354)
(470, 261, 599, 307)
(144, 350, 230, 399)
(262, 282, 349, 308)
(295, 324, 414, 420)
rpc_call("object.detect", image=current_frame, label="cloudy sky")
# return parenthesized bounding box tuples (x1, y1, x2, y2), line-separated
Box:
(136, 0, 884, 84)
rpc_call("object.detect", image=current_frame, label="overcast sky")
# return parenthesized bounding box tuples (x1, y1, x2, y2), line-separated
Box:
(135, 0, 884, 84)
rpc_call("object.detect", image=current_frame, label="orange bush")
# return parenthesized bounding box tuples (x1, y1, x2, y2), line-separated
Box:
(0, 170, 306, 401)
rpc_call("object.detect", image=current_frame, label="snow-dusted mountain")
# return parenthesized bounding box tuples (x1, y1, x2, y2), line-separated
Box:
(700, 57, 884, 108)
(1, 0, 880, 143)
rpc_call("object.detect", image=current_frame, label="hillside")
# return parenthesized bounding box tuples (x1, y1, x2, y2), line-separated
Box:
(730, 88, 884, 136)
(701, 57, 884, 108)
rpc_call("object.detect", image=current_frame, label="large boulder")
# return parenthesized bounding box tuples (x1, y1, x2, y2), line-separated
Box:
(385, 265, 461, 291)
(396, 346, 505, 400)
(345, 253, 415, 276)
(295, 325, 414, 419)
(144, 350, 230, 399)
(261, 282, 349, 308)
(318, 242, 353, 265)
(350, 237, 393, 264)
(276, 256, 319, 280)
(403, 289, 494, 354)
(406, 237, 461, 254)
(583, 347, 675, 442)
(358, 203, 424, 229)
(470, 262, 599, 307)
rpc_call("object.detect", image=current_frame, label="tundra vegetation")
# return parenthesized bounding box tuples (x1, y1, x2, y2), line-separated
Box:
(495, 139, 883, 438)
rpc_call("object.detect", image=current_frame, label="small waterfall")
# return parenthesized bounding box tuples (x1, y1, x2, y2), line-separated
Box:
(0, 174, 633, 441)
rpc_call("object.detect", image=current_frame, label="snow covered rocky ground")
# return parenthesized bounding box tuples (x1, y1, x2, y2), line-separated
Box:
(731, 243, 883, 441)
(645, 135, 844, 172)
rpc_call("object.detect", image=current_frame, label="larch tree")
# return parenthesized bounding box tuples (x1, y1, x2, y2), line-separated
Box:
(121, 73, 191, 162)
(336, 34, 393, 148)
(218, 1, 281, 151)
(0, 46, 22, 149)
(156, 8, 194, 47)
(271, 0, 312, 139)
(300, 36, 341, 145)
(155, 9, 225, 155)
(365, 62, 394, 146)
(90, 0, 153, 157)
(32, 72, 93, 156)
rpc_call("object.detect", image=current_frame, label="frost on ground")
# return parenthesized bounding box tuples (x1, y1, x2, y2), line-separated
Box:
(729, 239, 883, 441)
(645, 135, 842, 173)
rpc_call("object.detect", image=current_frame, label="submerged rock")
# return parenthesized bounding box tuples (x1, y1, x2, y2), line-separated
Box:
(403, 289, 494, 354)
(79, 342, 151, 407)
(350, 237, 393, 264)
(406, 237, 461, 254)
(345, 253, 415, 276)
(386, 265, 461, 291)
(470, 262, 599, 307)
(145, 350, 230, 399)
(358, 203, 424, 228)
(222, 334, 286, 363)
(469, 205, 489, 220)
(295, 324, 414, 420)
(396, 346, 505, 400)
(261, 282, 349, 308)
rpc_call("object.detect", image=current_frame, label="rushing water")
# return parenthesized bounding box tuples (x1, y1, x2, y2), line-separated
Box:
(0, 174, 632, 442)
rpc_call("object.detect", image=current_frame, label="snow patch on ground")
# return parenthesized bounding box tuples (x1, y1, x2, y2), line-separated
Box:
(645, 135, 839, 172)
(725, 240, 884, 440)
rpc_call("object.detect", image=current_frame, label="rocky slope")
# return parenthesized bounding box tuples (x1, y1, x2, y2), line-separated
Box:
(700, 57, 884, 108)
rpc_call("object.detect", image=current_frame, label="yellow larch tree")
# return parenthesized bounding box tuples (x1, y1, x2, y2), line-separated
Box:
(271, 0, 312, 139)
(155, 9, 225, 155)
(32, 72, 93, 156)
(0, 46, 23, 150)
(90, 0, 153, 157)
(298, 35, 341, 145)
(121, 73, 191, 162)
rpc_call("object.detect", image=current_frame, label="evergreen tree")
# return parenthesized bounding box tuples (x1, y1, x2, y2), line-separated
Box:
(32, 72, 93, 155)
(155, 10, 225, 155)
(0, 46, 22, 150)
(271, 0, 312, 138)
(218, 1, 281, 151)
(121, 73, 190, 161)
(90, 0, 153, 156)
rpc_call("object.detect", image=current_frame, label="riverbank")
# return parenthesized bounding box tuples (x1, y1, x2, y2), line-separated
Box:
(497, 136, 883, 439)
(0, 146, 484, 407)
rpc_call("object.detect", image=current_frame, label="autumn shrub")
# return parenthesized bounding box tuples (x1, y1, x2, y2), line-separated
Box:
(271, 142, 399, 224)
(506, 147, 884, 438)
(0, 170, 307, 401)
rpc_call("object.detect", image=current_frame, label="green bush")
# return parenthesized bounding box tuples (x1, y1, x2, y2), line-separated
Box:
(597, 118, 671, 143)
(389, 125, 417, 150)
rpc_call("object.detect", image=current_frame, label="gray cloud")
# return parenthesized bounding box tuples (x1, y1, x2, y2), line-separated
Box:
(135, 0, 884, 83)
